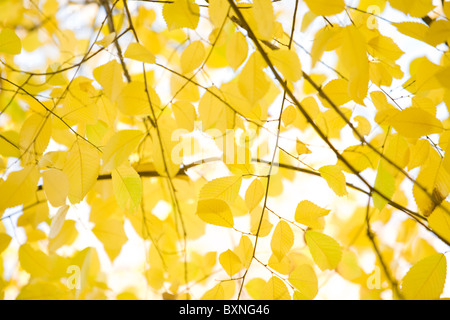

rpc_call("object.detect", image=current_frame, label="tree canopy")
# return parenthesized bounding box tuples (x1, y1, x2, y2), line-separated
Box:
(0, 0, 450, 300)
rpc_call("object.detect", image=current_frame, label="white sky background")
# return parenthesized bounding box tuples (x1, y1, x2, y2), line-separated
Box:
(2, 0, 450, 300)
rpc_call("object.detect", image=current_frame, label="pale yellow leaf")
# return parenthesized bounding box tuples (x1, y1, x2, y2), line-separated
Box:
(93, 60, 125, 102)
(209, 0, 229, 29)
(289, 264, 318, 300)
(124, 42, 156, 64)
(196, 199, 234, 228)
(19, 244, 51, 278)
(245, 178, 265, 211)
(219, 249, 243, 277)
(63, 140, 100, 204)
(92, 218, 128, 262)
(269, 49, 302, 82)
(180, 40, 206, 74)
(304, 0, 345, 16)
(387, 108, 443, 140)
(305, 230, 342, 271)
(401, 253, 447, 300)
(226, 32, 248, 71)
(271, 220, 294, 261)
(319, 165, 348, 196)
(112, 164, 143, 212)
(261, 276, 290, 300)
(162, 0, 199, 30)
(282, 105, 297, 126)
(199, 175, 242, 203)
(48, 205, 70, 239)
(295, 200, 330, 230)
(102, 130, 144, 171)
(252, 0, 274, 40)
(0, 28, 21, 54)
(42, 169, 69, 208)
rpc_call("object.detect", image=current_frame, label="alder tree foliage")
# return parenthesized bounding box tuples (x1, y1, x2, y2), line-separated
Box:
(1, 0, 450, 300)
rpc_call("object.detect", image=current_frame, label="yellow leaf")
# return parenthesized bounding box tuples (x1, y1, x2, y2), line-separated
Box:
(172, 100, 196, 131)
(92, 218, 128, 262)
(269, 49, 302, 82)
(295, 139, 312, 156)
(386, 108, 443, 140)
(294, 200, 330, 230)
(124, 42, 156, 64)
(48, 220, 78, 253)
(310, 26, 341, 68)
(250, 207, 273, 237)
(428, 201, 450, 244)
(338, 26, 369, 104)
(19, 113, 52, 164)
(373, 162, 395, 211)
(0, 165, 39, 211)
(200, 282, 225, 300)
(19, 244, 51, 278)
(170, 72, 200, 102)
(60, 77, 98, 125)
(180, 40, 206, 74)
(48, 205, 70, 239)
(96, 32, 116, 47)
(261, 276, 290, 300)
(226, 32, 248, 71)
(393, 22, 428, 42)
(305, 230, 342, 271)
(336, 250, 364, 282)
(112, 164, 142, 212)
(199, 175, 242, 203)
(289, 264, 318, 300)
(426, 20, 450, 46)
(162, 0, 199, 30)
(102, 130, 144, 171)
(245, 278, 266, 299)
(413, 149, 450, 216)
(271, 220, 294, 261)
(16, 280, 73, 300)
(304, 0, 345, 16)
(0, 28, 21, 54)
(401, 253, 447, 300)
(93, 60, 125, 101)
(238, 52, 270, 104)
(245, 178, 265, 211)
(196, 199, 234, 228)
(42, 169, 69, 208)
(354, 115, 371, 137)
(63, 139, 100, 204)
(319, 78, 352, 108)
(252, 0, 274, 40)
(367, 34, 404, 63)
(234, 235, 253, 269)
(209, 0, 229, 29)
(389, 0, 434, 17)
(116, 81, 160, 116)
(282, 105, 297, 126)
(0, 232, 11, 255)
(219, 249, 243, 277)
(319, 165, 348, 196)
(0, 130, 20, 158)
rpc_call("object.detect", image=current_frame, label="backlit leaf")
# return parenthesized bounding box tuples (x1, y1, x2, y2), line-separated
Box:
(219, 249, 243, 277)
(305, 230, 342, 271)
(319, 165, 348, 197)
(196, 199, 234, 228)
(401, 253, 447, 300)
(289, 264, 318, 300)
(270, 220, 294, 261)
